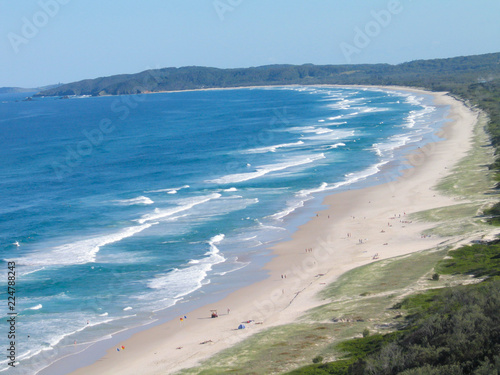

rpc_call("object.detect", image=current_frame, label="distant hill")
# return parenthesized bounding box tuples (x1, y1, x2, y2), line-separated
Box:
(34, 53, 500, 97)
(1, 84, 62, 94)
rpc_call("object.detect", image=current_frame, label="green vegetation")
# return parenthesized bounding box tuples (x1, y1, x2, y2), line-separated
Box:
(178, 323, 337, 375)
(287, 243, 500, 375)
(484, 203, 500, 225)
(312, 356, 324, 364)
(435, 113, 494, 199)
(317, 250, 447, 302)
(436, 240, 500, 278)
(286, 333, 403, 375)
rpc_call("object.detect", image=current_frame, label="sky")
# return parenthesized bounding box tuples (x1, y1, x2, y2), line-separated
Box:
(0, 0, 499, 88)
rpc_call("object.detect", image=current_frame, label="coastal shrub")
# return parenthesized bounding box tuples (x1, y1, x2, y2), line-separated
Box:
(287, 359, 354, 374)
(432, 273, 440, 281)
(484, 202, 500, 225)
(312, 355, 324, 364)
(349, 281, 500, 374)
(391, 289, 441, 313)
(362, 328, 370, 338)
(436, 241, 500, 277)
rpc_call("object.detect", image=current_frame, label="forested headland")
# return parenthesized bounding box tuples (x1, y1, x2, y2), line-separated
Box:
(35, 53, 499, 98)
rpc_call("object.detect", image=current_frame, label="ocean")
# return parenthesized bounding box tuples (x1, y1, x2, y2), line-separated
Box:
(0, 86, 449, 374)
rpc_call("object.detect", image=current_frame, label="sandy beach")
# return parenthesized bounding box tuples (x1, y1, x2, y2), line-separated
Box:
(59, 87, 481, 375)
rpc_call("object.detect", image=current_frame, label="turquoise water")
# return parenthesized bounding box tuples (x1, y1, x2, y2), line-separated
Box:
(0, 86, 448, 373)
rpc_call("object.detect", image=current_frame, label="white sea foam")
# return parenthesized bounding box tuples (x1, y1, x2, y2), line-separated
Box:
(147, 234, 226, 299)
(338, 162, 389, 188)
(360, 107, 389, 113)
(146, 185, 190, 194)
(292, 127, 333, 135)
(303, 129, 356, 142)
(405, 94, 422, 106)
(19, 267, 46, 277)
(248, 240, 264, 248)
(328, 115, 344, 120)
(310, 127, 333, 135)
(28, 304, 43, 310)
(214, 257, 250, 276)
(326, 121, 348, 126)
(295, 162, 389, 199)
(242, 141, 304, 154)
(207, 154, 325, 184)
(27, 313, 122, 364)
(372, 134, 412, 158)
(14, 223, 155, 266)
(256, 220, 287, 232)
(326, 98, 354, 110)
(297, 182, 329, 197)
(210, 233, 225, 244)
(405, 105, 435, 128)
(284, 125, 316, 133)
(241, 235, 257, 241)
(123, 307, 133, 311)
(136, 193, 221, 224)
(269, 197, 313, 221)
(113, 196, 154, 205)
(326, 142, 346, 149)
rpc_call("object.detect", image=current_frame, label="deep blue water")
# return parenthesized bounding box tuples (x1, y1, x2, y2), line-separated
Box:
(0, 86, 448, 373)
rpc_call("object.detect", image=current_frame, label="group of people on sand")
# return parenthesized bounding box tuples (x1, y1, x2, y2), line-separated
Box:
(305, 248, 313, 253)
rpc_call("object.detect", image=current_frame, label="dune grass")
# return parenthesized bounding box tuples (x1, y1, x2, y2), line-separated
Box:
(411, 114, 497, 237)
(178, 323, 335, 375)
(436, 113, 494, 199)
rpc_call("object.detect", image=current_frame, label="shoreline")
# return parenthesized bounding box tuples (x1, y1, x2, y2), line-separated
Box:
(39, 83, 438, 99)
(41, 86, 480, 375)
